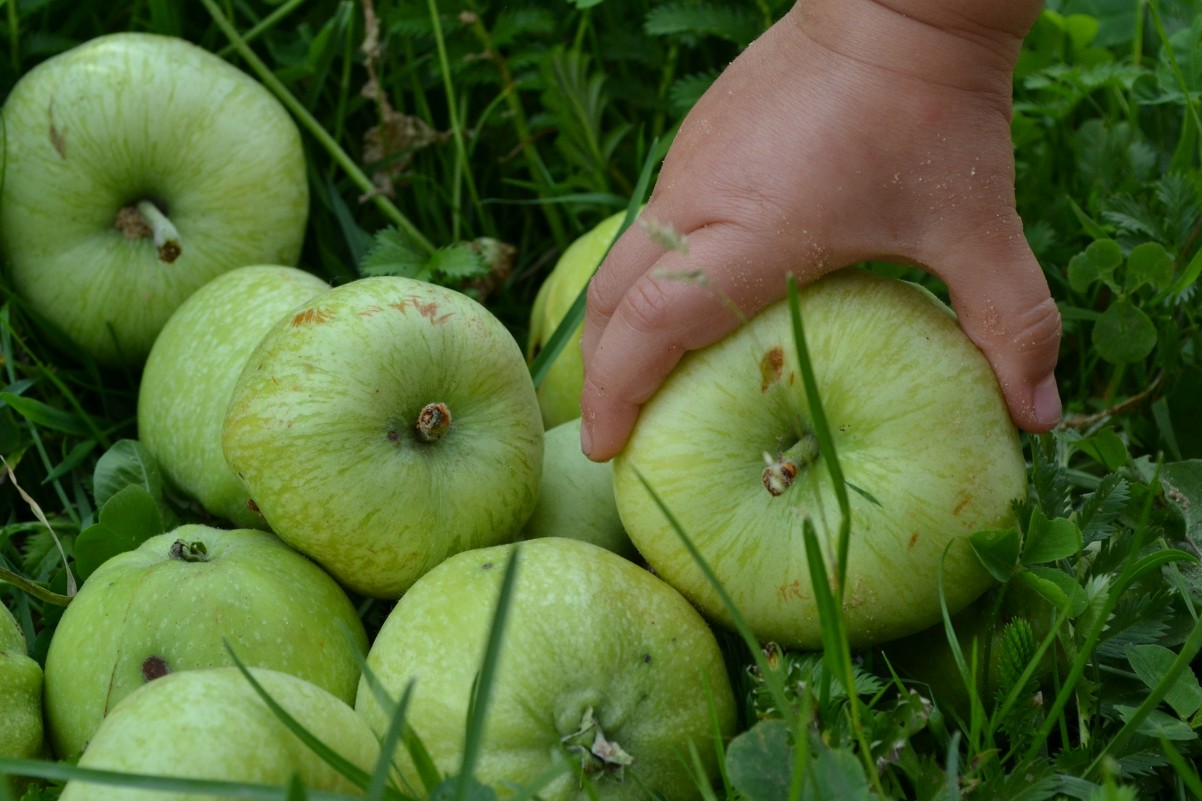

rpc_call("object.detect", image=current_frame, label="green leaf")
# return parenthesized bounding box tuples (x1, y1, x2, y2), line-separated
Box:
(803, 740, 871, 801)
(70, 485, 165, 582)
(1114, 706, 1197, 741)
(1074, 427, 1130, 471)
(971, 527, 1022, 581)
(726, 719, 794, 801)
(1126, 643, 1202, 719)
(360, 227, 429, 279)
(0, 393, 92, 437)
(1015, 566, 1089, 617)
(428, 243, 488, 281)
(92, 440, 164, 508)
(1125, 242, 1174, 293)
(1093, 299, 1157, 364)
(1067, 238, 1123, 292)
(1160, 461, 1202, 544)
(1023, 508, 1083, 564)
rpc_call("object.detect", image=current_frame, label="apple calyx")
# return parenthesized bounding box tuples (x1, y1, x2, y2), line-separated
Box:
(561, 706, 634, 783)
(114, 199, 182, 263)
(414, 402, 452, 443)
(168, 539, 209, 563)
(762, 432, 820, 496)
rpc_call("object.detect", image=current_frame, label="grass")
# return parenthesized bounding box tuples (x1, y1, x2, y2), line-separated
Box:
(2, 0, 1202, 799)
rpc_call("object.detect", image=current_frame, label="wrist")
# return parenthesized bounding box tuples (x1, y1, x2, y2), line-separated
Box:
(786, 0, 1042, 93)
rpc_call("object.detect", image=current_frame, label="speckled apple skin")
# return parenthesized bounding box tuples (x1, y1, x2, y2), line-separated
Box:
(1, 603, 46, 786)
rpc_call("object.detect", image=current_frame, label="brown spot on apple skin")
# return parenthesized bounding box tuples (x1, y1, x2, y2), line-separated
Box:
(141, 655, 170, 682)
(760, 347, 784, 392)
(48, 101, 67, 158)
(390, 297, 456, 325)
(292, 307, 336, 326)
(952, 493, 972, 516)
(909, 531, 920, 549)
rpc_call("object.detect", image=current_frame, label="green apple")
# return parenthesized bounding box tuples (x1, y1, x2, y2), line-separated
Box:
(138, 265, 329, 529)
(59, 667, 382, 801)
(223, 275, 544, 599)
(0, 32, 309, 368)
(612, 268, 1028, 650)
(43, 525, 368, 759)
(355, 536, 737, 800)
(527, 211, 627, 428)
(1, 603, 46, 793)
(520, 417, 634, 558)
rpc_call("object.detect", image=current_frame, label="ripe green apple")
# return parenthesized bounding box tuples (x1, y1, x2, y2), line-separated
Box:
(223, 275, 544, 599)
(58, 667, 382, 801)
(138, 265, 329, 528)
(43, 525, 368, 759)
(0, 32, 309, 368)
(612, 268, 1028, 650)
(355, 536, 737, 800)
(527, 211, 626, 428)
(520, 417, 634, 559)
(1, 603, 47, 793)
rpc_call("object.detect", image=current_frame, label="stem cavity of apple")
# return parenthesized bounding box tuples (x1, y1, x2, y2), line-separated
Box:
(762, 432, 820, 497)
(561, 706, 634, 783)
(414, 402, 452, 443)
(169, 540, 209, 563)
(114, 199, 182, 263)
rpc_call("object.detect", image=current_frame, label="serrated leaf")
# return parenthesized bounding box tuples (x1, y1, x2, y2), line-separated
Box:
(726, 719, 793, 801)
(93, 440, 164, 509)
(1078, 472, 1129, 544)
(360, 227, 428, 279)
(644, 2, 764, 47)
(1125, 242, 1174, 293)
(1126, 643, 1202, 719)
(428, 243, 488, 281)
(971, 527, 1022, 581)
(1023, 508, 1083, 564)
(1067, 238, 1123, 292)
(1093, 299, 1157, 364)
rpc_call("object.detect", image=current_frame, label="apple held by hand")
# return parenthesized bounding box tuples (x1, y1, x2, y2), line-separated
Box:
(138, 265, 329, 529)
(0, 32, 309, 368)
(613, 268, 1028, 650)
(59, 667, 381, 801)
(43, 525, 368, 760)
(223, 276, 544, 598)
(355, 537, 737, 800)
(1, 603, 46, 791)
(528, 211, 626, 428)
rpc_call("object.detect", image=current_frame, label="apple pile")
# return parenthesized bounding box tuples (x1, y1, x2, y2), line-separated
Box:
(1, 29, 1028, 801)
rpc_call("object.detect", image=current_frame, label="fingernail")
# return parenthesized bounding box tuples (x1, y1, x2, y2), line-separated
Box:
(579, 419, 593, 457)
(1034, 374, 1062, 429)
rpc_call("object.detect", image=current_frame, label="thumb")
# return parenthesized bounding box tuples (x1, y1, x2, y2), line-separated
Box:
(935, 234, 1062, 433)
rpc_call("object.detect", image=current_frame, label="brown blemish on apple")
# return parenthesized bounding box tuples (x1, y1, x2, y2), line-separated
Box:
(759, 347, 784, 392)
(391, 297, 455, 325)
(141, 655, 170, 682)
(777, 578, 804, 601)
(952, 493, 972, 516)
(908, 531, 920, 549)
(292, 307, 336, 326)
(47, 101, 67, 158)
(358, 305, 384, 317)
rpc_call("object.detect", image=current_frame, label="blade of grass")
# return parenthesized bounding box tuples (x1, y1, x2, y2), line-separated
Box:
(527, 135, 666, 388)
(198, 0, 435, 256)
(455, 544, 522, 801)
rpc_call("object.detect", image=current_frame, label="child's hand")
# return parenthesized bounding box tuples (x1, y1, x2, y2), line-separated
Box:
(580, 0, 1060, 461)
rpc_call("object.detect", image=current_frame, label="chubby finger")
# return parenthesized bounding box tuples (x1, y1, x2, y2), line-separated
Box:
(579, 223, 807, 462)
(934, 230, 1062, 433)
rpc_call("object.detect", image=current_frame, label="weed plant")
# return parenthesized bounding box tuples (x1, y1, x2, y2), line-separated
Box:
(2, 1, 1201, 799)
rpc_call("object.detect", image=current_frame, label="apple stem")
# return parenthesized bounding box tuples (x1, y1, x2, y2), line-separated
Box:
(561, 707, 634, 782)
(762, 433, 820, 496)
(415, 402, 452, 443)
(128, 200, 183, 263)
(169, 540, 209, 563)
